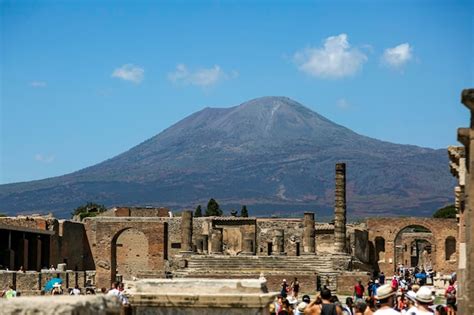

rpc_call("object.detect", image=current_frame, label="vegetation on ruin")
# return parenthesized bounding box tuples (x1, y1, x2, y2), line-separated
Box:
(241, 205, 249, 217)
(432, 204, 456, 219)
(205, 198, 222, 216)
(72, 202, 107, 220)
(194, 205, 202, 217)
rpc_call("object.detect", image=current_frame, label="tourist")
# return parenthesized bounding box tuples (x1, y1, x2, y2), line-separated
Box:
(343, 297, 354, 315)
(365, 297, 376, 314)
(107, 281, 129, 305)
(354, 299, 367, 315)
(445, 296, 457, 315)
(379, 272, 385, 285)
(18, 266, 25, 273)
(281, 279, 289, 298)
(51, 283, 63, 295)
(435, 305, 447, 315)
(291, 277, 300, 299)
(354, 279, 365, 300)
(373, 284, 400, 314)
(413, 286, 435, 315)
(305, 288, 342, 315)
(402, 291, 417, 314)
(372, 280, 380, 297)
(70, 285, 81, 295)
(272, 295, 284, 314)
(4, 285, 16, 299)
(50, 265, 56, 271)
(444, 280, 456, 300)
(279, 298, 294, 315)
(295, 301, 308, 315)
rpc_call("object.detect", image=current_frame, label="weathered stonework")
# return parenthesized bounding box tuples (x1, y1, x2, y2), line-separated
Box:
(334, 163, 347, 253)
(453, 88, 474, 314)
(0, 295, 120, 315)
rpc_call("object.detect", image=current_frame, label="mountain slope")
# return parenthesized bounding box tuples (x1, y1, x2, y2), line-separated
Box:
(0, 97, 455, 218)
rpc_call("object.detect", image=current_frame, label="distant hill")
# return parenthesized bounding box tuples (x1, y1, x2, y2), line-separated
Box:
(0, 96, 455, 218)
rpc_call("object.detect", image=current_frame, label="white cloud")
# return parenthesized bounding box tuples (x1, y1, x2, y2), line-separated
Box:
(168, 64, 237, 87)
(336, 98, 351, 110)
(382, 43, 413, 69)
(111, 64, 144, 83)
(293, 34, 367, 79)
(30, 81, 47, 88)
(34, 153, 55, 164)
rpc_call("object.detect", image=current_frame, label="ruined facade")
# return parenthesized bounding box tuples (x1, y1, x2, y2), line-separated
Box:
(450, 88, 474, 314)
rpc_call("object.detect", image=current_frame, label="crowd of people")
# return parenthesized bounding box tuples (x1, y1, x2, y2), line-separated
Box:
(270, 273, 458, 315)
(0, 280, 130, 305)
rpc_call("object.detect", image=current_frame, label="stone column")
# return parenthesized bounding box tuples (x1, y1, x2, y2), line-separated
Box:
(457, 88, 474, 314)
(6, 230, 14, 270)
(19, 233, 29, 270)
(35, 236, 42, 271)
(334, 163, 347, 253)
(202, 235, 209, 254)
(210, 228, 223, 254)
(303, 212, 316, 255)
(180, 210, 193, 253)
(272, 229, 286, 255)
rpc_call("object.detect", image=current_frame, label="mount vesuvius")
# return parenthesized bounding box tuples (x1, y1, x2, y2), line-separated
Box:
(0, 97, 454, 218)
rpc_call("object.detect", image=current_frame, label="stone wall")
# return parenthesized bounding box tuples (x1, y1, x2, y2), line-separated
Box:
(366, 217, 458, 275)
(0, 295, 120, 315)
(0, 270, 96, 295)
(336, 272, 371, 295)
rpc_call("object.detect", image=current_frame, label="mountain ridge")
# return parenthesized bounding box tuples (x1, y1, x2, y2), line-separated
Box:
(0, 96, 454, 218)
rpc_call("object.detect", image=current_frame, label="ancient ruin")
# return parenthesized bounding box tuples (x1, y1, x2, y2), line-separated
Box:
(449, 88, 474, 313)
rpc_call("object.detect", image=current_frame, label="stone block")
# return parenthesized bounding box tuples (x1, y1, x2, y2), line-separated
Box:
(0, 295, 121, 315)
(0, 271, 15, 289)
(16, 271, 40, 292)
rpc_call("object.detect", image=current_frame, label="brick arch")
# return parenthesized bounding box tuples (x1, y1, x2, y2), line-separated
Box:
(367, 217, 458, 275)
(88, 218, 168, 288)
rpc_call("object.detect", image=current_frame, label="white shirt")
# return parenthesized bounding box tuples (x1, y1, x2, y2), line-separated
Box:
(409, 308, 433, 315)
(374, 308, 401, 315)
(70, 288, 81, 295)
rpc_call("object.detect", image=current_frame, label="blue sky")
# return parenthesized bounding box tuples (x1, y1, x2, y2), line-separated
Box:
(1, 0, 473, 184)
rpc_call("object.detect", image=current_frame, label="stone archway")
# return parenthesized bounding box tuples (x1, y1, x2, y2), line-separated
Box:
(367, 218, 458, 276)
(112, 228, 150, 281)
(86, 218, 168, 288)
(394, 225, 434, 271)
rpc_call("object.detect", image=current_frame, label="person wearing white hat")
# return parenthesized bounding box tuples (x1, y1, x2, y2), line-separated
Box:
(413, 286, 435, 315)
(374, 284, 401, 314)
(402, 291, 417, 314)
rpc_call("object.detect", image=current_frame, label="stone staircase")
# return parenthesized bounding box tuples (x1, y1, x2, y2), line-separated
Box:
(173, 254, 339, 278)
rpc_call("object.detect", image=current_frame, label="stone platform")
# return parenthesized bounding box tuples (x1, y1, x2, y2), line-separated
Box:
(127, 278, 277, 315)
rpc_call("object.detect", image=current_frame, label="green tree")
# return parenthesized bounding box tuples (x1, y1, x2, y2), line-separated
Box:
(72, 202, 107, 220)
(433, 204, 456, 219)
(230, 209, 238, 217)
(241, 205, 249, 217)
(194, 205, 202, 217)
(206, 198, 222, 216)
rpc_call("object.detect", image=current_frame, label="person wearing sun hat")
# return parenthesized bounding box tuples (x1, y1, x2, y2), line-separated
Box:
(413, 286, 435, 315)
(374, 283, 400, 314)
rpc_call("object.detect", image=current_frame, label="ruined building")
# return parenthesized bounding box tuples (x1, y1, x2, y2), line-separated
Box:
(449, 88, 474, 314)
(0, 163, 459, 295)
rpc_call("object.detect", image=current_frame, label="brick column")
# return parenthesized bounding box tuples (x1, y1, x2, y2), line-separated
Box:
(180, 211, 193, 253)
(303, 212, 316, 255)
(19, 234, 29, 270)
(334, 163, 347, 253)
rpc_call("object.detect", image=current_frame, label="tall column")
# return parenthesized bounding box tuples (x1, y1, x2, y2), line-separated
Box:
(272, 229, 286, 255)
(303, 212, 316, 254)
(180, 211, 193, 253)
(7, 230, 14, 270)
(457, 88, 474, 314)
(19, 233, 29, 270)
(334, 163, 347, 253)
(35, 235, 42, 271)
(210, 228, 223, 254)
